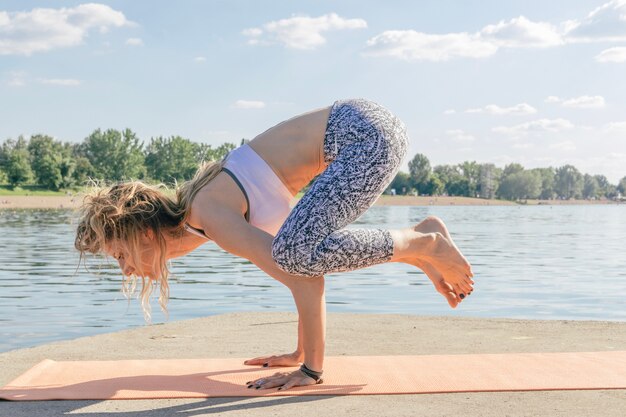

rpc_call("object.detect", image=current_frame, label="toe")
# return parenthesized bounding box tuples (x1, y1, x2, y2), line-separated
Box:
(446, 292, 458, 308)
(461, 280, 473, 294)
(457, 274, 473, 293)
(452, 283, 466, 300)
(435, 278, 454, 294)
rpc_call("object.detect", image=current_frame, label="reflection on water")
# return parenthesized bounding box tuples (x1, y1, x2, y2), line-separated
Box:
(1, 205, 625, 352)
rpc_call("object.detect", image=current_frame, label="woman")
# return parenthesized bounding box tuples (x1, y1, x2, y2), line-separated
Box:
(75, 98, 474, 392)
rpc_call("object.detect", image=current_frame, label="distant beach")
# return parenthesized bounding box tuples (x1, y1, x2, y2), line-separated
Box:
(0, 194, 620, 210)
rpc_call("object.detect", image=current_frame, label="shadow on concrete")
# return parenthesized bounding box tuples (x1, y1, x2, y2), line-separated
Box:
(0, 394, 340, 416)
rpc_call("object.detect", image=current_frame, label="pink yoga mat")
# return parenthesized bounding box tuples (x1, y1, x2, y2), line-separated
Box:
(1, 352, 626, 400)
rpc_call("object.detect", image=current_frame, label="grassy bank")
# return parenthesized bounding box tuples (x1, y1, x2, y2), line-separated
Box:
(0, 185, 76, 196)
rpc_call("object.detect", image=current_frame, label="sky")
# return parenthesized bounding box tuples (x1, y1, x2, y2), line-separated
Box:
(1, 0, 625, 182)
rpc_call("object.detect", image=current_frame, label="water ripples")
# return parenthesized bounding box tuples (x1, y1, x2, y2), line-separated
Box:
(1, 205, 625, 352)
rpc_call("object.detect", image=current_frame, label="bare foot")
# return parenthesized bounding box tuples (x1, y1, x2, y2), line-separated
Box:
(398, 216, 474, 308)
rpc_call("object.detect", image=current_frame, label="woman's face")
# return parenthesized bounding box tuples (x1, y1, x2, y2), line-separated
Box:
(104, 233, 156, 279)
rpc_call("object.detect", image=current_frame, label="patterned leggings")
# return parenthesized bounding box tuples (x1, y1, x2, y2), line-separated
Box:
(271, 98, 409, 277)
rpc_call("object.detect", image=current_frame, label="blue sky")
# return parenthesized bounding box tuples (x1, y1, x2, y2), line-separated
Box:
(1, 0, 625, 182)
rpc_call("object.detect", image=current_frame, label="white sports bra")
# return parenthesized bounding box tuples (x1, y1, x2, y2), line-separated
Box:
(184, 143, 295, 239)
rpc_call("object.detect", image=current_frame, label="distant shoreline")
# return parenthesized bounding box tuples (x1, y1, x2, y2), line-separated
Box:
(0, 194, 620, 210)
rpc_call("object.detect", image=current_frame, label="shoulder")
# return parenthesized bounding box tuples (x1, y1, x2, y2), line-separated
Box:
(186, 171, 248, 230)
(192, 197, 271, 263)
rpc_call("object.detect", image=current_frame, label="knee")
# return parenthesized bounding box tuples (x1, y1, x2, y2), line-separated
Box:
(271, 236, 320, 278)
(270, 236, 289, 270)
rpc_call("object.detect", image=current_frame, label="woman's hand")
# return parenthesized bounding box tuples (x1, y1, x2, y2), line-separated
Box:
(246, 369, 321, 391)
(243, 351, 304, 367)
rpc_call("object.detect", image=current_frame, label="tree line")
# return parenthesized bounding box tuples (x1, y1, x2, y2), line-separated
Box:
(0, 130, 238, 191)
(391, 154, 626, 201)
(1, 130, 625, 201)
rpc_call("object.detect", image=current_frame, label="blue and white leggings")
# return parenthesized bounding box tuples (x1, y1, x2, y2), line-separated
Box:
(271, 98, 409, 277)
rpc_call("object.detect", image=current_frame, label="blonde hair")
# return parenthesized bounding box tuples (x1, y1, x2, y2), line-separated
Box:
(75, 157, 227, 322)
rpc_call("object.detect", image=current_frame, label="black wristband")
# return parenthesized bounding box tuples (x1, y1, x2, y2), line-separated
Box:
(299, 363, 323, 382)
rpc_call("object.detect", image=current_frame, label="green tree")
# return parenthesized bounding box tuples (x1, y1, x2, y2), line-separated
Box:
(202, 142, 237, 162)
(477, 163, 500, 199)
(502, 163, 524, 178)
(408, 153, 431, 193)
(433, 165, 466, 196)
(80, 128, 145, 181)
(2, 136, 32, 188)
(594, 175, 611, 198)
(57, 142, 77, 189)
(582, 174, 600, 199)
(617, 176, 626, 195)
(496, 170, 541, 200)
(28, 135, 64, 190)
(387, 171, 412, 195)
(531, 167, 556, 199)
(424, 173, 445, 196)
(555, 165, 583, 199)
(6, 148, 33, 188)
(145, 136, 202, 183)
(459, 161, 480, 197)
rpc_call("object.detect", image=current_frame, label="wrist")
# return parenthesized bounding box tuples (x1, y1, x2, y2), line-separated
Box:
(293, 350, 304, 361)
(299, 363, 323, 382)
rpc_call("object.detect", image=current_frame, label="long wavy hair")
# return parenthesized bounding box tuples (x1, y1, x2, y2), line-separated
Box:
(75, 157, 227, 322)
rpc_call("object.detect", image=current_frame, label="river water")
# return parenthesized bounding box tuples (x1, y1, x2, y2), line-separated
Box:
(0, 205, 624, 352)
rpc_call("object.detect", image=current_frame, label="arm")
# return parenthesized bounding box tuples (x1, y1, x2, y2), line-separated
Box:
(244, 315, 304, 367)
(199, 205, 326, 384)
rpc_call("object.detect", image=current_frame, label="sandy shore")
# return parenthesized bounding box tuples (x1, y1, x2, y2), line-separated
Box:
(0, 194, 619, 210)
(1, 312, 625, 417)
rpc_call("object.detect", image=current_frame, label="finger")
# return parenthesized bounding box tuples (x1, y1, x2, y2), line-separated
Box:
(256, 376, 288, 390)
(246, 373, 278, 387)
(267, 356, 296, 367)
(265, 358, 279, 367)
(244, 356, 272, 365)
(278, 378, 299, 391)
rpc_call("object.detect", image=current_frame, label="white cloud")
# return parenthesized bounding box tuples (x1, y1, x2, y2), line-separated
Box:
(5, 70, 26, 87)
(480, 16, 563, 48)
(465, 103, 537, 115)
(563, 0, 626, 42)
(549, 141, 577, 151)
(595, 46, 626, 62)
(544, 95, 606, 108)
(125, 37, 143, 46)
(364, 1, 626, 62)
(512, 142, 534, 149)
(0, 4, 132, 56)
(605, 121, 626, 132)
(38, 78, 82, 86)
(243, 13, 366, 50)
(562, 95, 606, 108)
(575, 153, 626, 183)
(363, 30, 497, 61)
(194, 56, 206, 62)
(233, 100, 266, 109)
(445, 129, 475, 142)
(443, 109, 456, 115)
(492, 118, 575, 135)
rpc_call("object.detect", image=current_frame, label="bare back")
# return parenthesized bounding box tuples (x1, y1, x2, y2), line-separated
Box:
(248, 105, 332, 196)
(187, 105, 332, 228)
